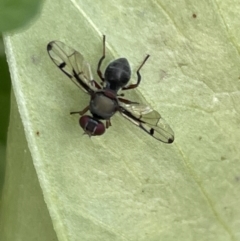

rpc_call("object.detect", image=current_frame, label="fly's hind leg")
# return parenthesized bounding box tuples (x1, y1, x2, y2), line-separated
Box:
(122, 55, 150, 91)
(97, 35, 106, 83)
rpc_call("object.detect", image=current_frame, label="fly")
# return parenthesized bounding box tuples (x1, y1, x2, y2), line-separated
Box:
(47, 35, 174, 143)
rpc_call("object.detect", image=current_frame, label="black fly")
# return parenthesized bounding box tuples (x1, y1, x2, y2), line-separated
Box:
(47, 35, 174, 143)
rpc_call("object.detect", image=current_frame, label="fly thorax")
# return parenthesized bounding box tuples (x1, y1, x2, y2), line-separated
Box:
(90, 93, 118, 119)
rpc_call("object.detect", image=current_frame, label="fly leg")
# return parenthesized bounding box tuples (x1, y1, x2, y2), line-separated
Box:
(122, 55, 150, 90)
(106, 119, 112, 129)
(70, 105, 89, 115)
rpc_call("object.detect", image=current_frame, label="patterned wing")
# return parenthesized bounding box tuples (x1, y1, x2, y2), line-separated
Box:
(47, 41, 97, 94)
(119, 103, 174, 143)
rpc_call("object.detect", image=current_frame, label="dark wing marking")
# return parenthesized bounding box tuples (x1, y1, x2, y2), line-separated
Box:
(119, 103, 174, 143)
(47, 41, 97, 94)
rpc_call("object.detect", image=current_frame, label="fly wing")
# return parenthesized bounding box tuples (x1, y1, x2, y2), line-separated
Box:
(47, 41, 97, 94)
(119, 103, 174, 143)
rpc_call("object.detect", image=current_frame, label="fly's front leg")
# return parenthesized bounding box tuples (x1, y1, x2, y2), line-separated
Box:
(122, 55, 150, 91)
(70, 105, 89, 115)
(106, 119, 112, 129)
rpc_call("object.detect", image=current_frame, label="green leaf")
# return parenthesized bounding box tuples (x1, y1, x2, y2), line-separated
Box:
(0, 92, 58, 241)
(0, 37, 11, 198)
(0, 0, 43, 32)
(1, 0, 240, 241)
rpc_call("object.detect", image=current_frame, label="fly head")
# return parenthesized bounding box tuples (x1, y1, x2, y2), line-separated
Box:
(79, 115, 105, 136)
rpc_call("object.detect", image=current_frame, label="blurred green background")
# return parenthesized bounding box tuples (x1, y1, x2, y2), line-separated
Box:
(0, 35, 11, 199)
(0, 0, 43, 202)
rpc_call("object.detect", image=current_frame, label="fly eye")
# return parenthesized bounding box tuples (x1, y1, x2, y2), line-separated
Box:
(79, 116, 105, 136)
(93, 121, 105, 135)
